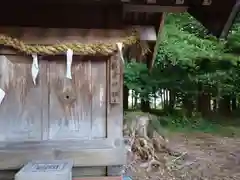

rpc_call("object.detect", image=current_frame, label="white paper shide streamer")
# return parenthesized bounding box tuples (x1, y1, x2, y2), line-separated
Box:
(66, 49, 73, 79)
(31, 54, 39, 85)
(116, 42, 124, 64)
(0, 88, 5, 105)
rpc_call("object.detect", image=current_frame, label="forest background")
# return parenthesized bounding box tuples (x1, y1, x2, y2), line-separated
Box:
(124, 13, 240, 137)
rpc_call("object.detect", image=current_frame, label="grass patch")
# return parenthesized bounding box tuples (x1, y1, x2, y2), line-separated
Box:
(159, 115, 240, 137)
(124, 110, 240, 137)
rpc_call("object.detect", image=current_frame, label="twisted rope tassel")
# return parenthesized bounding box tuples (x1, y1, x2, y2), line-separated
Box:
(0, 30, 139, 56)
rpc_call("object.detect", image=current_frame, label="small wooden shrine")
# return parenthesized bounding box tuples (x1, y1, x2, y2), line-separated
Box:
(0, 0, 161, 177)
(0, 0, 238, 177)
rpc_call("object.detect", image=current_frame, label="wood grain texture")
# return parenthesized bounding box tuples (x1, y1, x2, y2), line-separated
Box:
(107, 54, 123, 139)
(48, 57, 91, 140)
(0, 139, 124, 170)
(151, 13, 165, 69)
(106, 54, 125, 175)
(0, 139, 116, 149)
(91, 61, 107, 138)
(0, 147, 125, 169)
(0, 52, 124, 169)
(45, 56, 107, 140)
(109, 54, 121, 104)
(123, 4, 188, 13)
(0, 55, 48, 141)
(0, 55, 108, 141)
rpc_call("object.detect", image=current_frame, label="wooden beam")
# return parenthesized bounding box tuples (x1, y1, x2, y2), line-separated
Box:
(1, 0, 123, 5)
(150, 13, 166, 69)
(123, 4, 188, 13)
(0, 0, 187, 6)
(133, 26, 157, 41)
(106, 54, 123, 139)
(0, 4, 123, 29)
(0, 139, 121, 149)
(0, 139, 126, 170)
(188, 0, 238, 37)
(0, 147, 126, 170)
(220, 1, 240, 38)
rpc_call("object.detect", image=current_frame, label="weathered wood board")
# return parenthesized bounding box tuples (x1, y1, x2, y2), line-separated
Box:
(0, 141, 125, 169)
(0, 27, 125, 170)
(0, 55, 107, 141)
(0, 55, 48, 141)
(0, 54, 125, 169)
(107, 54, 123, 139)
(110, 54, 121, 104)
(47, 58, 106, 140)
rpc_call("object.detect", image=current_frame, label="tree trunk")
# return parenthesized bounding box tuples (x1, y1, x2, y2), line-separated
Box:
(182, 97, 194, 117)
(232, 96, 237, 111)
(140, 41, 153, 113)
(123, 85, 129, 110)
(169, 89, 176, 112)
(131, 90, 134, 108)
(197, 93, 211, 117)
(213, 99, 217, 112)
(154, 93, 157, 109)
(163, 90, 168, 109)
(219, 95, 231, 116)
(141, 98, 150, 112)
(134, 91, 138, 109)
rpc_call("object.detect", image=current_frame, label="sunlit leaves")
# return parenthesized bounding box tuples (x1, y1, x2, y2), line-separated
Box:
(124, 12, 240, 102)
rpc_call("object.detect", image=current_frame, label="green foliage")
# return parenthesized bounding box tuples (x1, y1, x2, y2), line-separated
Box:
(124, 111, 240, 137)
(226, 13, 240, 53)
(148, 109, 240, 137)
(124, 62, 154, 99)
(123, 12, 240, 136)
(124, 12, 240, 101)
(160, 13, 226, 62)
(158, 115, 240, 137)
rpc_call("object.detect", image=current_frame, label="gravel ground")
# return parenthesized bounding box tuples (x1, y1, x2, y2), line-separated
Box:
(125, 132, 240, 180)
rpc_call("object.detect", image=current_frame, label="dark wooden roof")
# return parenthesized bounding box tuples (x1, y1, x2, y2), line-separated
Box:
(188, 0, 239, 38)
(3, 0, 188, 5)
(0, 0, 238, 38)
(0, 0, 185, 29)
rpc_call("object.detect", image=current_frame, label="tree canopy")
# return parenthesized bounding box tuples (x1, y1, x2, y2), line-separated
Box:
(124, 12, 240, 117)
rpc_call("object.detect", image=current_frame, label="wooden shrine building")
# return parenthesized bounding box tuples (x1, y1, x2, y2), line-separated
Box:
(0, 0, 239, 178)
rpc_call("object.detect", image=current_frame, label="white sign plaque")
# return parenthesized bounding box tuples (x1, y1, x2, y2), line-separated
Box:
(15, 160, 73, 180)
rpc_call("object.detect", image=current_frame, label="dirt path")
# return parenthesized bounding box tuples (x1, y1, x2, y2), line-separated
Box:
(127, 133, 240, 180)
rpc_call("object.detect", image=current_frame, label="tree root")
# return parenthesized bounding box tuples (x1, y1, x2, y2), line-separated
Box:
(126, 130, 185, 172)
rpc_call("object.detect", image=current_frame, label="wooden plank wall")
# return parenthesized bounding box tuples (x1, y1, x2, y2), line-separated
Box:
(0, 27, 125, 172)
(0, 55, 48, 141)
(0, 55, 107, 141)
(107, 53, 123, 140)
(0, 54, 125, 171)
(106, 52, 124, 176)
(47, 57, 106, 140)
